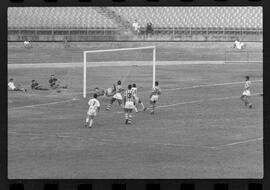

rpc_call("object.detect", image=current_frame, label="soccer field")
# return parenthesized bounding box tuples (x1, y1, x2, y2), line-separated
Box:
(8, 42, 263, 179)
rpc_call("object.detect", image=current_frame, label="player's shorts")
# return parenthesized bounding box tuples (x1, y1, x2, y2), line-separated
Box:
(113, 93, 122, 100)
(87, 108, 97, 116)
(124, 101, 135, 109)
(242, 90, 251, 96)
(150, 95, 159, 102)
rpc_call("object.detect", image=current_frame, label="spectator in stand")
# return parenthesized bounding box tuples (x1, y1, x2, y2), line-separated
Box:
(146, 22, 154, 38)
(132, 19, 140, 35)
(24, 40, 32, 49)
(8, 78, 27, 93)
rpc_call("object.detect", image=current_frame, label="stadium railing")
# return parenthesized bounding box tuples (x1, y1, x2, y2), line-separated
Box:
(8, 27, 262, 42)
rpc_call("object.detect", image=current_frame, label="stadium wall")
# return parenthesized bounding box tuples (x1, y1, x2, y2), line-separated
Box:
(8, 28, 262, 42)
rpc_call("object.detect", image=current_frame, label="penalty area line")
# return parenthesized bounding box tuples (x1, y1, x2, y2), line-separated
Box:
(8, 98, 79, 111)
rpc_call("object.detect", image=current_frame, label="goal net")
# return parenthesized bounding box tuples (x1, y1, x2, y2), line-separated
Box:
(83, 46, 156, 98)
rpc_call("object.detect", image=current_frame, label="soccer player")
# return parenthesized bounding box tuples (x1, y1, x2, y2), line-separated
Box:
(31, 80, 49, 91)
(124, 84, 135, 124)
(144, 81, 161, 114)
(8, 78, 27, 93)
(131, 83, 145, 112)
(95, 84, 116, 97)
(49, 74, 68, 90)
(85, 93, 100, 128)
(106, 80, 124, 110)
(240, 76, 252, 108)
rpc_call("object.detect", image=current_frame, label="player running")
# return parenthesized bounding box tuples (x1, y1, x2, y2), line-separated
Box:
(85, 93, 100, 128)
(106, 80, 124, 111)
(144, 81, 161, 114)
(8, 78, 27, 93)
(240, 76, 252, 108)
(131, 83, 145, 112)
(124, 84, 136, 124)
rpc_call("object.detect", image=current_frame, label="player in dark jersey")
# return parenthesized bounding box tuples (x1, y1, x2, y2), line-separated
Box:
(31, 80, 49, 91)
(144, 81, 161, 114)
(49, 74, 68, 90)
(106, 80, 124, 111)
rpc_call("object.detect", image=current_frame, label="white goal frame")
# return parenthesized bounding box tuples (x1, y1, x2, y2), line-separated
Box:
(83, 46, 156, 98)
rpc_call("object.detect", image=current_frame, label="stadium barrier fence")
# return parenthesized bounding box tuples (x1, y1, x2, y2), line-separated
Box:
(8, 27, 262, 42)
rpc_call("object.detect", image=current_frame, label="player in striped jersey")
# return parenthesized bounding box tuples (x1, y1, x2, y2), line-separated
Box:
(124, 84, 136, 124)
(106, 80, 124, 110)
(131, 83, 145, 112)
(144, 81, 161, 114)
(240, 76, 252, 108)
(85, 93, 100, 128)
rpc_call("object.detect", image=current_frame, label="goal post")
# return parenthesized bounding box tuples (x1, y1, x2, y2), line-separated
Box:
(83, 46, 156, 98)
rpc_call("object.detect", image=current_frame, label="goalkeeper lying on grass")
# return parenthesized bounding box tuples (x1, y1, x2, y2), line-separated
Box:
(31, 80, 49, 91)
(49, 74, 68, 91)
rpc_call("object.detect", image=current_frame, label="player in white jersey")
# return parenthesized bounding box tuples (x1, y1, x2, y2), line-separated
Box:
(131, 83, 145, 112)
(106, 80, 124, 110)
(240, 76, 252, 108)
(8, 78, 27, 93)
(85, 93, 100, 128)
(144, 81, 161, 114)
(124, 84, 135, 124)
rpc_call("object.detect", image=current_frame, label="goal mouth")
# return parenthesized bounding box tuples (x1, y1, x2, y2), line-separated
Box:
(83, 46, 156, 98)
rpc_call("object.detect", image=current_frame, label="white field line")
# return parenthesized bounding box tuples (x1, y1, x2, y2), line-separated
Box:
(8, 98, 79, 110)
(8, 61, 226, 69)
(8, 130, 263, 149)
(209, 137, 263, 149)
(9, 79, 262, 99)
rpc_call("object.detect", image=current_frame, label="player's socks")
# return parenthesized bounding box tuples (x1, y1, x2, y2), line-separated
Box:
(89, 119, 93, 127)
(134, 107, 138, 113)
(125, 113, 128, 123)
(106, 104, 111, 110)
(86, 117, 89, 123)
(128, 114, 132, 124)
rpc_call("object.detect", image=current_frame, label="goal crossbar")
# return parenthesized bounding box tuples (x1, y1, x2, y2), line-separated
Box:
(83, 46, 156, 98)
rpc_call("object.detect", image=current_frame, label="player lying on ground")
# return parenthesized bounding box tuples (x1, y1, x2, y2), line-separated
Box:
(8, 78, 27, 93)
(49, 74, 68, 90)
(106, 80, 124, 110)
(124, 84, 136, 124)
(144, 81, 161, 114)
(131, 83, 145, 112)
(240, 76, 252, 108)
(85, 93, 100, 128)
(31, 80, 49, 91)
(95, 84, 116, 97)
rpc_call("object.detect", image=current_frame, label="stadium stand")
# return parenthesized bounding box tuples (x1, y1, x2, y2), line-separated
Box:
(8, 7, 118, 29)
(8, 7, 262, 41)
(109, 7, 262, 29)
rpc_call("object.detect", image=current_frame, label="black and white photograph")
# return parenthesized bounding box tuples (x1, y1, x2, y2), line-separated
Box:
(8, 7, 263, 179)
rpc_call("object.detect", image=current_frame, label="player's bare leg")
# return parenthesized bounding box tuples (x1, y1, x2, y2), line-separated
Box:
(106, 98, 116, 110)
(240, 95, 248, 106)
(89, 115, 94, 127)
(117, 99, 123, 108)
(246, 96, 252, 108)
(85, 115, 90, 127)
